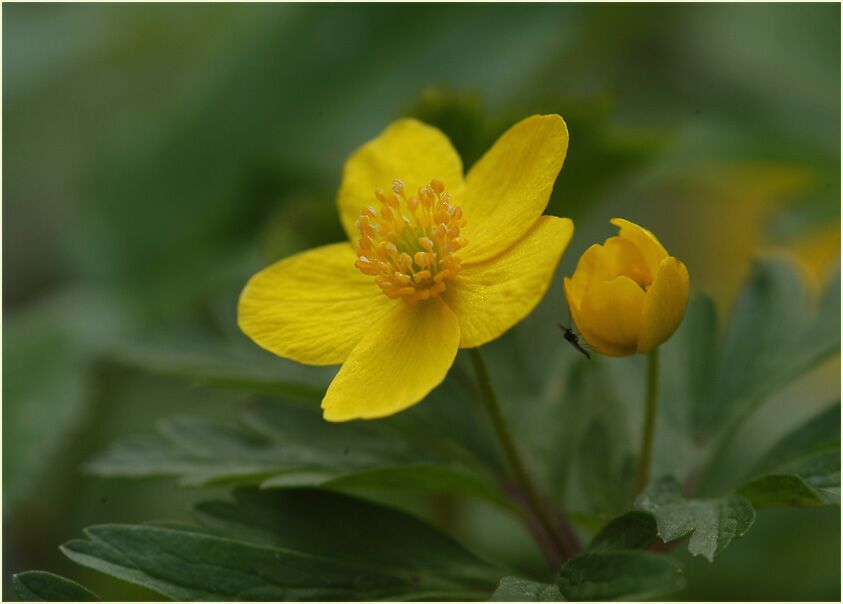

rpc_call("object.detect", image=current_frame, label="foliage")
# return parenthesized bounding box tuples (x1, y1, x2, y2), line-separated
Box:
(13, 256, 839, 601)
(5, 3, 839, 602)
(635, 477, 755, 562)
(13, 572, 99, 602)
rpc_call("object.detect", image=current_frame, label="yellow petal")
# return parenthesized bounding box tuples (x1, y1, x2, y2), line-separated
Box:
(637, 256, 690, 353)
(564, 243, 603, 309)
(578, 275, 646, 356)
(238, 243, 394, 366)
(602, 236, 653, 287)
(564, 277, 631, 357)
(460, 115, 569, 263)
(337, 119, 464, 243)
(322, 297, 460, 421)
(566, 237, 650, 307)
(610, 218, 668, 277)
(444, 216, 573, 348)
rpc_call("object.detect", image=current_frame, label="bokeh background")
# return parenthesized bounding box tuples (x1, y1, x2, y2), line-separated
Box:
(4, 3, 840, 600)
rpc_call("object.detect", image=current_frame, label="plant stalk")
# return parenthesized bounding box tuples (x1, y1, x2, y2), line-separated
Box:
(633, 347, 660, 498)
(468, 348, 580, 567)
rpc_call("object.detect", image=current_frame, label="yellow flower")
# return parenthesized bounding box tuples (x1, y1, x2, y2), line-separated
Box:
(239, 115, 573, 421)
(564, 219, 689, 357)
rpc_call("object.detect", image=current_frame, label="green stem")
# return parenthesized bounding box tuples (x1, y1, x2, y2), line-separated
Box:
(633, 348, 660, 498)
(468, 348, 580, 567)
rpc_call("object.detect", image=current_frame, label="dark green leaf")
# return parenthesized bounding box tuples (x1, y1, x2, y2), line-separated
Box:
(588, 512, 657, 552)
(60, 524, 405, 601)
(61, 490, 500, 601)
(13, 571, 100, 602)
(558, 551, 685, 601)
(192, 487, 501, 589)
(739, 403, 840, 507)
(262, 463, 513, 509)
(635, 476, 755, 562)
(490, 577, 565, 601)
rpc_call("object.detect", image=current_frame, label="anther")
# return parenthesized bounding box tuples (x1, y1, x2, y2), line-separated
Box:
(354, 177, 467, 303)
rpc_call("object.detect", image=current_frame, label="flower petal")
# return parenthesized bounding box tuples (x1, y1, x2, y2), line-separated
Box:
(238, 243, 395, 366)
(565, 237, 649, 307)
(637, 256, 690, 353)
(611, 218, 668, 277)
(443, 216, 573, 348)
(460, 114, 568, 263)
(578, 275, 646, 356)
(564, 277, 631, 357)
(337, 119, 465, 243)
(322, 297, 460, 421)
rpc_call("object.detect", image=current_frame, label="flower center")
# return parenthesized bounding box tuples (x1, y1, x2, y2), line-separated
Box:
(354, 178, 468, 304)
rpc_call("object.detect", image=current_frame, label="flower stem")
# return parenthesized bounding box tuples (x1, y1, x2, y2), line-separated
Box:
(468, 348, 580, 567)
(633, 348, 660, 498)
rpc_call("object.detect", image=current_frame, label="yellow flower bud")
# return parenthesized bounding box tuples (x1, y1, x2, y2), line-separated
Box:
(564, 218, 689, 357)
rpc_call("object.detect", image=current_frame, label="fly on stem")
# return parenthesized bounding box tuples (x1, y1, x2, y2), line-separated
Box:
(559, 323, 591, 360)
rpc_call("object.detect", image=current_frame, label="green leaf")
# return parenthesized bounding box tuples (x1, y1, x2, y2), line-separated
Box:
(261, 463, 513, 509)
(635, 476, 755, 562)
(13, 571, 100, 602)
(548, 362, 634, 516)
(109, 337, 328, 401)
(658, 295, 719, 441)
(739, 474, 837, 507)
(88, 399, 507, 507)
(192, 487, 501, 589)
(60, 489, 500, 601)
(588, 512, 657, 552)
(61, 524, 405, 601)
(705, 259, 840, 436)
(755, 403, 840, 472)
(740, 403, 840, 507)
(557, 551, 685, 601)
(86, 416, 313, 487)
(490, 577, 565, 601)
(4, 291, 125, 506)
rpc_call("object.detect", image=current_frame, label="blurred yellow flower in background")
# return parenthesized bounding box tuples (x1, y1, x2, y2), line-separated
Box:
(564, 218, 689, 356)
(239, 115, 573, 421)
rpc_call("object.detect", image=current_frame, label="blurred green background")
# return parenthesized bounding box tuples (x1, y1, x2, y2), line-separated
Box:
(4, 3, 840, 600)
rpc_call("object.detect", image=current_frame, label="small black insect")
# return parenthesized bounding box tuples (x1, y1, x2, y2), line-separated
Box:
(559, 323, 591, 360)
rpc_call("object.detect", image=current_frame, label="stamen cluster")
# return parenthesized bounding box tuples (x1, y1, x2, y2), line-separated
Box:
(354, 179, 468, 303)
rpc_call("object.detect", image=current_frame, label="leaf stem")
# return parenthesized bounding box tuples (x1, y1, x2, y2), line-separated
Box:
(468, 348, 580, 567)
(633, 348, 660, 498)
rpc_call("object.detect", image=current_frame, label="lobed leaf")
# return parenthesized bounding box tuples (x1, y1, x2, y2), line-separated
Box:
(635, 476, 755, 562)
(587, 511, 657, 552)
(490, 576, 565, 601)
(557, 551, 685, 601)
(87, 399, 507, 507)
